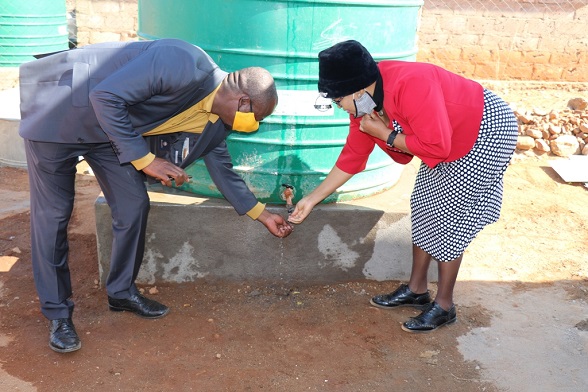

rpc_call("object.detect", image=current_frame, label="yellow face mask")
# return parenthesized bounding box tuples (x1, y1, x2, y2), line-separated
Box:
(232, 111, 259, 133)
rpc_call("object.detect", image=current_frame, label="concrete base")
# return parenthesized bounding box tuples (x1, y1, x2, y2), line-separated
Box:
(96, 164, 438, 285)
(0, 87, 26, 168)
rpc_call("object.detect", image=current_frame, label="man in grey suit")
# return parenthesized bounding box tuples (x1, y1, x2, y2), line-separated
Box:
(19, 39, 293, 353)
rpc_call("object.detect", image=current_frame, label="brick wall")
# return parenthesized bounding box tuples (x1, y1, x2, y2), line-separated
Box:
(66, 0, 588, 82)
(2, 0, 585, 87)
(67, 0, 137, 46)
(417, 0, 588, 81)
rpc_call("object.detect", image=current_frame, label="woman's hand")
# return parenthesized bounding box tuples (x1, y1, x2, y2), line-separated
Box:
(288, 166, 354, 224)
(288, 196, 318, 224)
(359, 112, 390, 141)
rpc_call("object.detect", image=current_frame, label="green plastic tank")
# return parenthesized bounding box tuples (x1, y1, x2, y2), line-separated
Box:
(138, 0, 423, 203)
(0, 0, 68, 67)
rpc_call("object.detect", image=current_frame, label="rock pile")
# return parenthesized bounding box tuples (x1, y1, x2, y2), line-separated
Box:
(514, 97, 588, 156)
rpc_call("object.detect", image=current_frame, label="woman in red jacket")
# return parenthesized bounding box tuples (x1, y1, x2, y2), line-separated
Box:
(289, 40, 518, 333)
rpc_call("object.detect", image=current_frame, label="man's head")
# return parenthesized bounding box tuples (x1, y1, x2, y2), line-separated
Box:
(213, 67, 278, 132)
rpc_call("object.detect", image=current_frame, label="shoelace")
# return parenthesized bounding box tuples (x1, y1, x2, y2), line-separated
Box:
(54, 320, 76, 336)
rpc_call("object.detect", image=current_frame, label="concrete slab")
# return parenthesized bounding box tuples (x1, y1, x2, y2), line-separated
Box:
(0, 87, 26, 168)
(550, 155, 588, 183)
(95, 163, 436, 285)
(0, 190, 29, 220)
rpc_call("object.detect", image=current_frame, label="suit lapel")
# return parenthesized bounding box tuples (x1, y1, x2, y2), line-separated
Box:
(179, 121, 228, 168)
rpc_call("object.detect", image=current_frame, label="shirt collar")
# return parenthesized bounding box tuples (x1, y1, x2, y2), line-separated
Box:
(204, 84, 222, 123)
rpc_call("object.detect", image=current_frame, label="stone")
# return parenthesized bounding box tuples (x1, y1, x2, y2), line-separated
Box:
(582, 144, 588, 156)
(567, 98, 588, 111)
(516, 112, 533, 124)
(548, 124, 562, 135)
(525, 128, 543, 139)
(532, 108, 549, 116)
(534, 139, 550, 152)
(548, 110, 558, 120)
(516, 136, 535, 150)
(550, 135, 580, 157)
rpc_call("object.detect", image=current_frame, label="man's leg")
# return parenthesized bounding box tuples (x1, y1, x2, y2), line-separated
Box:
(85, 143, 168, 318)
(83, 143, 149, 298)
(24, 140, 80, 318)
(24, 140, 82, 352)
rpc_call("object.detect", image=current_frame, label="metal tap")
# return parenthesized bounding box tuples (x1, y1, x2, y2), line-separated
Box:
(280, 183, 295, 214)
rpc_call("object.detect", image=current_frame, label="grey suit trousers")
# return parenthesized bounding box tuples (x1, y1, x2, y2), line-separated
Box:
(24, 139, 148, 320)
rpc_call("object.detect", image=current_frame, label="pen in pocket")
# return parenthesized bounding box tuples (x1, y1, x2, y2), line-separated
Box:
(168, 175, 193, 181)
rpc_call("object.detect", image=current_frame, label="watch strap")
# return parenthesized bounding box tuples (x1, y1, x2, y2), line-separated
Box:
(386, 131, 398, 148)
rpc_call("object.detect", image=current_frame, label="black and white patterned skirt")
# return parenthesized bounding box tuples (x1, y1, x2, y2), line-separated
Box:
(409, 89, 518, 262)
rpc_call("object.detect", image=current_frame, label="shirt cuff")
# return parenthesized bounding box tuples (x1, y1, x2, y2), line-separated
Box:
(246, 202, 265, 220)
(131, 153, 156, 170)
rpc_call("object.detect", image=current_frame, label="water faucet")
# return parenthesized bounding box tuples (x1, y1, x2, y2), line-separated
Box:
(281, 183, 295, 214)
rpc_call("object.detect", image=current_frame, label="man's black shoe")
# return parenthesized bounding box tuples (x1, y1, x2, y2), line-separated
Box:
(49, 318, 81, 353)
(108, 293, 169, 319)
(370, 283, 432, 309)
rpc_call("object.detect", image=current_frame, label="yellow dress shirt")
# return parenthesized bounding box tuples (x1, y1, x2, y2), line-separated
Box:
(131, 85, 264, 219)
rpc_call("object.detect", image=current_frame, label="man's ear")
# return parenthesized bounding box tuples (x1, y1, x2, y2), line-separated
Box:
(238, 96, 252, 112)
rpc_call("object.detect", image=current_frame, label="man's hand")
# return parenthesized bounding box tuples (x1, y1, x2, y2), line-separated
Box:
(142, 157, 190, 187)
(257, 209, 293, 238)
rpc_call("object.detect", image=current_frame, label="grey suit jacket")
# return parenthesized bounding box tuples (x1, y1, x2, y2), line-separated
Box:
(19, 39, 258, 215)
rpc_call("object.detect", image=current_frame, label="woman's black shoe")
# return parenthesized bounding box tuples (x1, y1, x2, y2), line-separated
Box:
(401, 301, 457, 333)
(49, 318, 81, 353)
(370, 284, 432, 309)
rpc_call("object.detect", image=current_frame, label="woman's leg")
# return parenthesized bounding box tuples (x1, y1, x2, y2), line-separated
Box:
(407, 244, 433, 294)
(370, 244, 433, 308)
(434, 253, 463, 310)
(401, 253, 462, 333)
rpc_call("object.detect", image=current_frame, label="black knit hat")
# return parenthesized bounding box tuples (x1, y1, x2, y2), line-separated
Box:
(318, 40, 379, 98)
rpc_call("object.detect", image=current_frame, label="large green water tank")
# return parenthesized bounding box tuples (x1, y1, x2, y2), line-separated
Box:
(138, 0, 423, 203)
(0, 1, 68, 67)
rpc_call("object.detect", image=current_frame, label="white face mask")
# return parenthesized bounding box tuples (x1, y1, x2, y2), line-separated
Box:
(353, 90, 377, 118)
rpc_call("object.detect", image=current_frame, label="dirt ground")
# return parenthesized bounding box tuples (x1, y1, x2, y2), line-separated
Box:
(0, 84, 587, 392)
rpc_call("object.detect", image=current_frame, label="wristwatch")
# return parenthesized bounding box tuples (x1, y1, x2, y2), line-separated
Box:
(386, 130, 399, 148)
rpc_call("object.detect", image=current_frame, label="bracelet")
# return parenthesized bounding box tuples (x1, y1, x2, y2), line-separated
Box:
(386, 131, 398, 148)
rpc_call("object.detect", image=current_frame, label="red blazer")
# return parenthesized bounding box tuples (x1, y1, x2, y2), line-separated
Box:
(336, 61, 484, 172)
